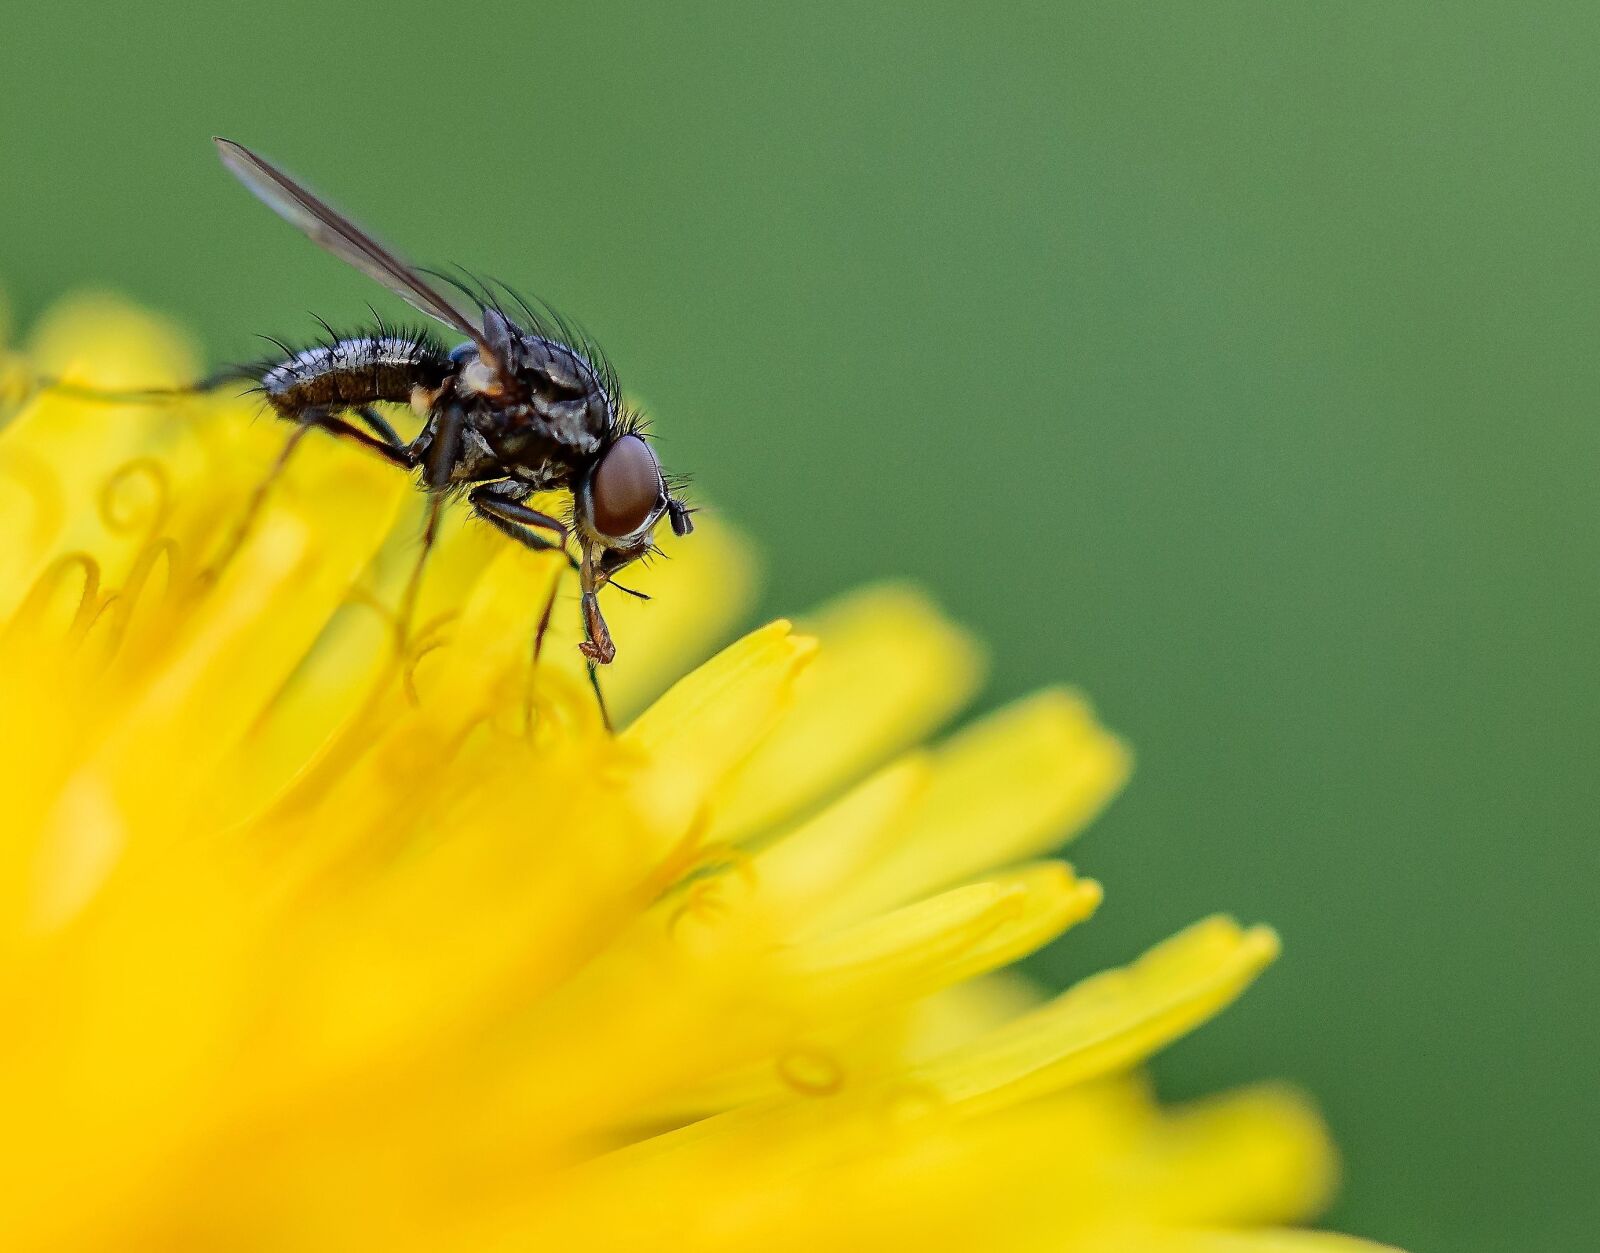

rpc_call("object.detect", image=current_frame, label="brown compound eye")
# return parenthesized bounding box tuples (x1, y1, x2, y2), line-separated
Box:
(589, 435, 663, 539)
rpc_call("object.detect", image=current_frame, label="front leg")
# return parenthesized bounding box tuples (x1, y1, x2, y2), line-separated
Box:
(577, 544, 617, 732)
(475, 483, 614, 731)
(578, 545, 617, 666)
(468, 482, 575, 566)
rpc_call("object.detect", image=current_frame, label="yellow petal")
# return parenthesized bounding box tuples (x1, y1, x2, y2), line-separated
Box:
(26, 449, 402, 928)
(0, 299, 206, 617)
(708, 584, 984, 842)
(409, 540, 573, 720)
(0, 295, 1387, 1253)
(686, 867, 1100, 1114)
(625, 621, 818, 849)
(26, 292, 199, 391)
(788, 862, 1101, 1010)
(804, 687, 1131, 927)
(911, 917, 1280, 1116)
(440, 510, 757, 728)
(1137, 1084, 1339, 1226)
(751, 755, 932, 917)
(897, 970, 1047, 1064)
(1135, 1232, 1407, 1253)
(578, 515, 759, 720)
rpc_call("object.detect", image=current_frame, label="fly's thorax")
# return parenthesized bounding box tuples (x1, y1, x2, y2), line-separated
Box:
(513, 334, 615, 449)
(468, 392, 599, 478)
(450, 334, 615, 479)
(452, 335, 610, 414)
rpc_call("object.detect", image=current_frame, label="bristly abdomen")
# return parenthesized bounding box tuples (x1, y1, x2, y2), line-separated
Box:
(260, 329, 451, 415)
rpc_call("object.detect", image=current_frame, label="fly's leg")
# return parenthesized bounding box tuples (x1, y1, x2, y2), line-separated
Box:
(298, 407, 415, 467)
(576, 545, 617, 733)
(202, 421, 315, 582)
(467, 482, 572, 557)
(512, 566, 568, 738)
(585, 659, 612, 733)
(24, 368, 255, 407)
(577, 545, 617, 667)
(203, 404, 417, 582)
(349, 403, 405, 452)
(3, 367, 253, 433)
(395, 398, 464, 649)
(467, 482, 613, 731)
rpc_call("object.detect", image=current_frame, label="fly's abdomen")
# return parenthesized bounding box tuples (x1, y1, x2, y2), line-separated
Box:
(261, 333, 451, 415)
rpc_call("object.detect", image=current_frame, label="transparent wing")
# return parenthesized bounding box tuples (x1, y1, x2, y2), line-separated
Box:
(214, 137, 490, 351)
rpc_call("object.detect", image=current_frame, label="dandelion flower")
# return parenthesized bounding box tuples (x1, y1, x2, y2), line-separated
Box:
(0, 296, 1400, 1252)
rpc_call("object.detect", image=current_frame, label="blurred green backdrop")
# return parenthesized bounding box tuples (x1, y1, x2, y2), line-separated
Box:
(3, 3, 1593, 1248)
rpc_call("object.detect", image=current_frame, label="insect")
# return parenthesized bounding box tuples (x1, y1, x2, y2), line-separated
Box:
(210, 137, 692, 701)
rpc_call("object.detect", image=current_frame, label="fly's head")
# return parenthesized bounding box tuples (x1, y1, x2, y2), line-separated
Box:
(577, 431, 693, 581)
(473, 307, 693, 666)
(573, 434, 692, 668)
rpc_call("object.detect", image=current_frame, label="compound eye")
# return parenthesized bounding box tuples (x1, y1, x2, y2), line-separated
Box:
(590, 435, 663, 539)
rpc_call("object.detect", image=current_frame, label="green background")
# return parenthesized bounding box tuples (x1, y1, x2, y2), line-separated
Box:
(3, 4, 1592, 1248)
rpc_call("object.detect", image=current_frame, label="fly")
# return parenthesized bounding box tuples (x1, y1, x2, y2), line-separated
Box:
(75, 138, 694, 724)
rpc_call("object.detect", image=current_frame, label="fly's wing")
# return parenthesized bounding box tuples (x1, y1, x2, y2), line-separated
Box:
(214, 138, 493, 356)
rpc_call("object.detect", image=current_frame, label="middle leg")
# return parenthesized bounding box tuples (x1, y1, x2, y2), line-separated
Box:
(396, 398, 465, 647)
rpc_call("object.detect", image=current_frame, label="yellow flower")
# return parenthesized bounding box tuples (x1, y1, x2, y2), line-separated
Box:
(0, 296, 1399, 1253)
